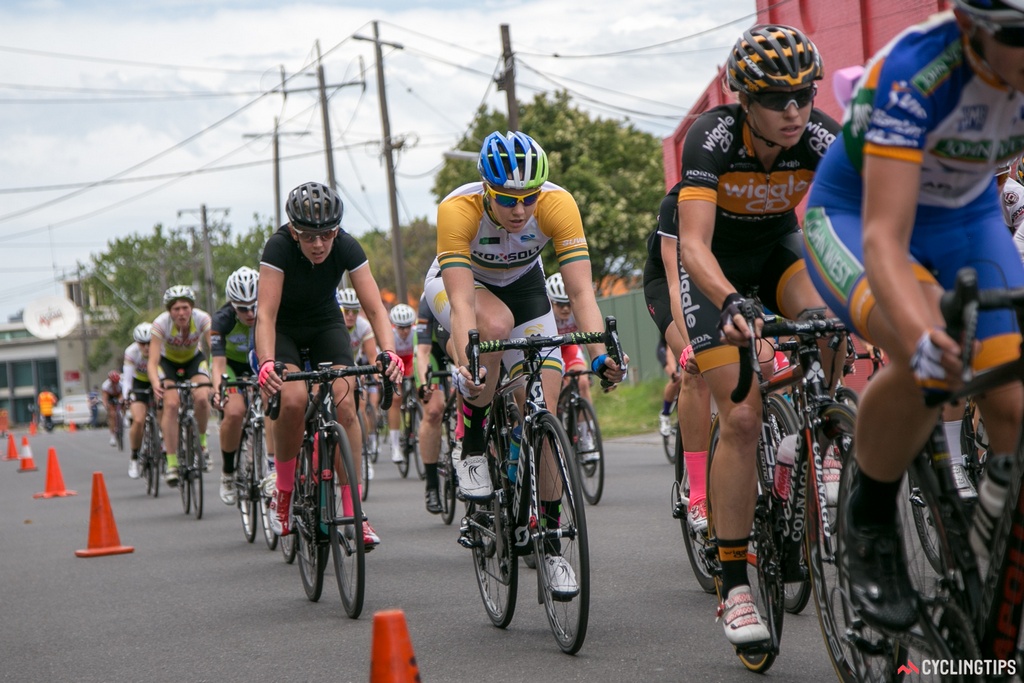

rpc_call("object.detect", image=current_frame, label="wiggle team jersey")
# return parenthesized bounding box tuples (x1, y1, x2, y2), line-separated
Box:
(820, 11, 1024, 215)
(210, 303, 252, 365)
(678, 103, 838, 256)
(643, 182, 683, 283)
(347, 314, 375, 364)
(151, 309, 212, 364)
(431, 180, 589, 286)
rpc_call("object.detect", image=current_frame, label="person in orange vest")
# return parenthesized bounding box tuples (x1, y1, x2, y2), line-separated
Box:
(38, 389, 57, 433)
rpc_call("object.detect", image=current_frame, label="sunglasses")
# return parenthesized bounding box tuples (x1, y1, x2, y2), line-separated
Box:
(485, 185, 542, 208)
(292, 227, 339, 244)
(233, 303, 257, 314)
(751, 85, 817, 112)
(993, 25, 1024, 48)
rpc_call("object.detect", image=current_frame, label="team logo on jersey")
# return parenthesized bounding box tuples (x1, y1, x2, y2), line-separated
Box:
(519, 233, 537, 243)
(886, 83, 928, 121)
(911, 41, 961, 95)
(701, 115, 736, 153)
(523, 324, 545, 336)
(803, 207, 862, 303)
(432, 289, 449, 314)
(1007, 192, 1020, 206)
(805, 120, 837, 156)
(958, 105, 988, 132)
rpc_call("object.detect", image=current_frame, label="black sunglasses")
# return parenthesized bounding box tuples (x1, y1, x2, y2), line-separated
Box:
(751, 85, 817, 112)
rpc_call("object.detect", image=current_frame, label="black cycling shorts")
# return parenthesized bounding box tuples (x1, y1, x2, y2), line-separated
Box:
(643, 276, 674, 339)
(273, 320, 354, 369)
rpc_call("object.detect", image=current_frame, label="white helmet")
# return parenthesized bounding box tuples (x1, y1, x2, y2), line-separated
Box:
(336, 287, 360, 310)
(545, 273, 569, 303)
(163, 285, 196, 308)
(225, 266, 259, 305)
(389, 303, 416, 327)
(133, 322, 153, 344)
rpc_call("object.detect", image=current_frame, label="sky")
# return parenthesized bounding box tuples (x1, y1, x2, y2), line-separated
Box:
(0, 0, 760, 322)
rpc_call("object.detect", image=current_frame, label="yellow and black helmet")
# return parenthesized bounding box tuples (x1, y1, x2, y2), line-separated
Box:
(727, 24, 823, 94)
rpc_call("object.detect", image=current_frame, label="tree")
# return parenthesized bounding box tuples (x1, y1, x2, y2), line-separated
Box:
(431, 91, 664, 282)
(355, 218, 437, 305)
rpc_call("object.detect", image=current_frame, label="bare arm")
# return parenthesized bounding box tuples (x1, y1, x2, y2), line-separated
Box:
(147, 337, 164, 399)
(350, 265, 401, 383)
(441, 266, 478, 369)
(255, 265, 284, 394)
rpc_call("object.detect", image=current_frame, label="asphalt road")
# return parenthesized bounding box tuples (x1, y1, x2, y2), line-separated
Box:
(2, 426, 840, 683)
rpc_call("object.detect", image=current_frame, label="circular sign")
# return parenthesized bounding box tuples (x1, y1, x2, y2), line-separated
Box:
(23, 296, 81, 340)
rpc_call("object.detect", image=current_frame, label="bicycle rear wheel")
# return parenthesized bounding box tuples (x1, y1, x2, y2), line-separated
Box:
(178, 422, 192, 515)
(143, 416, 160, 497)
(237, 429, 258, 543)
(679, 415, 718, 594)
(533, 411, 589, 654)
(116, 407, 125, 452)
(470, 425, 518, 629)
(411, 402, 425, 480)
(188, 418, 204, 520)
(438, 412, 458, 526)
(327, 423, 365, 619)
(663, 402, 678, 464)
(296, 439, 327, 601)
(280, 532, 297, 563)
(570, 398, 605, 506)
(361, 433, 370, 502)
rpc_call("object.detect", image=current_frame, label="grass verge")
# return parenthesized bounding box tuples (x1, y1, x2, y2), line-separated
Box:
(590, 376, 668, 439)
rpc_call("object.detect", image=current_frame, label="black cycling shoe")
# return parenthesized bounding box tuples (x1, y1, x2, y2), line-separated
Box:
(425, 488, 442, 515)
(842, 505, 918, 631)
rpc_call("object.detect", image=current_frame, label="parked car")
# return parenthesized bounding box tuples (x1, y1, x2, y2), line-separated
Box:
(51, 394, 107, 427)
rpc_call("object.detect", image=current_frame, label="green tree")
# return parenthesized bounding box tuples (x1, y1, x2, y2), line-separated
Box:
(355, 218, 437, 305)
(431, 91, 664, 281)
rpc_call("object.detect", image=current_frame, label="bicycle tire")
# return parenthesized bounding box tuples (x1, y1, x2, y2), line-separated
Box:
(572, 398, 605, 505)
(144, 415, 160, 497)
(327, 423, 365, 618)
(411, 401, 425, 480)
(296, 438, 327, 602)
(238, 429, 258, 543)
(470, 420, 518, 629)
(397, 403, 411, 478)
(189, 418, 204, 520)
(532, 411, 590, 654)
(249, 420, 277, 550)
(438, 408, 458, 526)
(676, 421, 717, 594)
(280, 531, 297, 563)
(361, 434, 370, 502)
(365, 402, 380, 464)
(663, 401, 678, 464)
(178, 420, 191, 515)
(835, 385, 859, 409)
(116, 406, 125, 452)
(808, 403, 909, 682)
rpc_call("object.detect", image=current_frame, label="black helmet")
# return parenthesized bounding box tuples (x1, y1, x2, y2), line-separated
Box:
(285, 181, 343, 231)
(727, 24, 823, 94)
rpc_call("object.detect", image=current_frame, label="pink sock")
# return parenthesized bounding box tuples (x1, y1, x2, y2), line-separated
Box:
(275, 456, 296, 492)
(455, 408, 465, 440)
(341, 485, 362, 517)
(684, 450, 708, 505)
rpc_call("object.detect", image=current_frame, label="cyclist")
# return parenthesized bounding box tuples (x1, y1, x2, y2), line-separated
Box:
(100, 371, 124, 447)
(1006, 156, 1024, 254)
(416, 292, 453, 514)
(339, 287, 381, 469)
(256, 181, 403, 548)
(642, 183, 714, 531)
(545, 273, 596, 456)
(123, 322, 154, 479)
(211, 266, 260, 506)
(803, 1, 1024, 632)
(147, 285, 213, 486)
(676, 25, 841, 648)
(386, 303, 417, 464)
(424, 130, 627, 597)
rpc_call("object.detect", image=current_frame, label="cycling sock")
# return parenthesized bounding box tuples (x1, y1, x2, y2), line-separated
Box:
(684, 450, 708, 505)
(340, 485, 364, 517)
(850, 467, 900, 527)
(390, 429, 401, 452)
(165, 452, 177, 469)
(461, 401, 490, 455)
(662, 400, 673, 416)
(455, 405, 465, 440)
(424, 463, 439, 490)
(199, 433, 207, 448)
(222, 450, 235, 474)
(541, 500, 562, 555)
(943, 419, 965, 466)
(275, 457, 296, 492)
(718, 538, 750, 594)
(131, 449, 139, 459)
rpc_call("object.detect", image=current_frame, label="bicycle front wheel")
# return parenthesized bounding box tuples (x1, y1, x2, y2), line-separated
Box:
(327, 423, 365, 619)
(438, 414, 458, 526)
(144, 416, 160, 497)
(663, 405, 678, 464)
(533, 411, 589, 654)
(238, 430, 258, 543)
(188, 418, 204, 520)
(411, 402, 425, 480)
(572, 398, 604, 505)
(178, 423, 191, 515)
(296, 439, 327, 602)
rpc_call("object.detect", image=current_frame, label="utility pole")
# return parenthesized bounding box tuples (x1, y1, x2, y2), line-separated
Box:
(178, 205, 229, 313)
(355, 22, 407, 304)
(244, 118, 309, 228)
(315, 41, 337, 189)
(497, 24, 520, 131)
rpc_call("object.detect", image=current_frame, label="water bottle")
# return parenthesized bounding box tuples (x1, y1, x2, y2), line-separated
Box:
(773, 434, 797, 501)
(507, 425, 522, 483)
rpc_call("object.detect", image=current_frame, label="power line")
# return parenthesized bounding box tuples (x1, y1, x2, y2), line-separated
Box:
(516, 59, 688, 114)
(0, 43, 272, 75)
(377, 20, 496, 60)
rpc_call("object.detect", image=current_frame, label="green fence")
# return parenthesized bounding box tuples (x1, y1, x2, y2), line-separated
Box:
(596, 289, 663, 385)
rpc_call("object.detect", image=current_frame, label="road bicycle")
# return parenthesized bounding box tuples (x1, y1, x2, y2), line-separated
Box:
(662, 395, 679, 464)
(220, 376, 276, 549)
(557, 369, 604, 505)
(114, 399, 126, 452)
(165, 373, 212, 520)
(827, 267, 1024, 681)
(269, 353, 394, 618)
(395, 376, 425, 480)
(133, 388, 163, 497)
(703, 308, 851, 674)
(458, 316, 625, 654)
(354, 376, 381, 502)
(425, 368, 460, 526)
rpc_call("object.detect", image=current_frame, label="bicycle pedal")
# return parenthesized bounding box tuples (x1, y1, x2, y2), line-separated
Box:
(458, 534, 482, 549)
(733, 639, 774, 657)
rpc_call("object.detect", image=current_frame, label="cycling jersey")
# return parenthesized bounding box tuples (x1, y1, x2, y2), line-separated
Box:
(100, 378, 121, 398)
(416, 294, 450, 377)
(347, 314, 375, 364)
(210, 303, 252, 364)
(804, 11, 1024, 368)
(122, 343, 149, 384)
(1006, 176, 1024, 230)
(393, 325, 415, 378)
(643, 183, 682, 285)
(431, 180, 589, 287)
(678, 103, 839, 256)
(151, 308, 212, 364)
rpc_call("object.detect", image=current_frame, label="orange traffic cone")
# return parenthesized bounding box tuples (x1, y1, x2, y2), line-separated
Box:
(33, 448, 76, 498)
(4, 433, 17, 461)
(17, 444, 37, 472)
(68, 421, 77, 433)
(369, 609, 421, 683)
(29, 421, 37, 436)
(75, 472, 133, 557)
